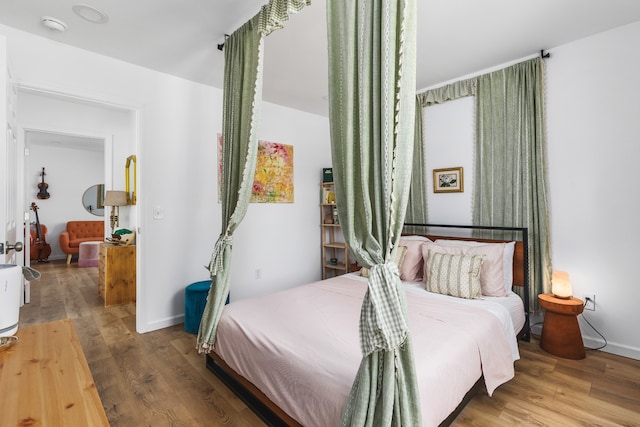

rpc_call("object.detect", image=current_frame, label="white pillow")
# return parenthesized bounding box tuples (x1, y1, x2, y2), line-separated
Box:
(423, 241, 507, 297)
(425, 251, 483, 299)
(434, 239, 516, 293)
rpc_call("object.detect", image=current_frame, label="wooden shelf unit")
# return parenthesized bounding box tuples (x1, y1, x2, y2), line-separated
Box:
(321, 181, 349, 279)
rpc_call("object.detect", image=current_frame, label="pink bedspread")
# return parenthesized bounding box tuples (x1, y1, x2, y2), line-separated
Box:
(214, 274, 516, 427)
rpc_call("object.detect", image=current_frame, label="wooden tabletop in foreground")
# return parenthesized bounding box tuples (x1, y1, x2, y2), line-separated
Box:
(0, 318, 109, 426)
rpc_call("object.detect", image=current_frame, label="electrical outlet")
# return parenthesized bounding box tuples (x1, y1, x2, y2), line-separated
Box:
(153, 206, 164, 219)
(255, 269, 262, 280)
(584, 294, 596, 311)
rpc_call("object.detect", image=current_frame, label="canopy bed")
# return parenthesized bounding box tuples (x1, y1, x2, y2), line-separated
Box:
(206, 224, 530, 426)
(197, 0, 548, 425)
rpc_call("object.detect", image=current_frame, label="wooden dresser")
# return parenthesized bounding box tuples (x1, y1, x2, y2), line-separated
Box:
(98, 243, 136, 307)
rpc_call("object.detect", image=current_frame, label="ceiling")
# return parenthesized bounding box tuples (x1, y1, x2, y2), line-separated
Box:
(2, 0, 640, 119)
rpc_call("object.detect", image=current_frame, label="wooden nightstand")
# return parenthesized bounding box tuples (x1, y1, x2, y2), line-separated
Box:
(538, 293, 586, 360)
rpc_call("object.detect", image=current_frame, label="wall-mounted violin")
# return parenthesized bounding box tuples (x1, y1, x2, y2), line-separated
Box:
(37, 167, 50, 199)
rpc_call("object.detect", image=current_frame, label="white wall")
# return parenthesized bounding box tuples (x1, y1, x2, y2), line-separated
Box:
(419, 22, 640, 360)
(545, 22, 640, 359)
(230, 104, 331, 302)
(423, 97, 474, 225)
(2, 24, 331, 333)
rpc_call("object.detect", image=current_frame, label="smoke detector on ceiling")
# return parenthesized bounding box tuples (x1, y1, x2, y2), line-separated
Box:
(41, 16, 67, 32)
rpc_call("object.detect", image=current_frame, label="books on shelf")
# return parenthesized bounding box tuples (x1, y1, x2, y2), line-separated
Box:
(322, 167, 333, 182)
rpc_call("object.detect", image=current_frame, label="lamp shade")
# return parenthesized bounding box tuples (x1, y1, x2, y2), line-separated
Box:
(552, 270, 572, 299)
(104, 190, 128, 206)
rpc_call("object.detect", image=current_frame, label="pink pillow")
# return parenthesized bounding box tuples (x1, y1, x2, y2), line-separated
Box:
(398, 237, 432, 281)
(421, 241, 507, 297)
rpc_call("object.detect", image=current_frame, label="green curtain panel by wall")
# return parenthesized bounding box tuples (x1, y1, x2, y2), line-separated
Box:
(413, 59, 550, 312)
(404, 98, 428, 234)
(327, 0, 421, 425)
(197, 0, 310, 353)
(473, 57, 552, 311)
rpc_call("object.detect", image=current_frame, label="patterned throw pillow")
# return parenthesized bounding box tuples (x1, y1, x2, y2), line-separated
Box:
(421, 241, 507, 297)
(360, 246, 407, 278)
(425, 251, 483, 299)
(393, 245, 408, 271)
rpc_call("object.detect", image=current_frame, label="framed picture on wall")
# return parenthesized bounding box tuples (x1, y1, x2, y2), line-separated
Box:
(433, 167, 464, 193)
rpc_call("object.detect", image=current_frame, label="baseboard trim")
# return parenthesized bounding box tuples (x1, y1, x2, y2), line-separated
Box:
(583, 336, 640, 361)
(138, 314, 184, 334)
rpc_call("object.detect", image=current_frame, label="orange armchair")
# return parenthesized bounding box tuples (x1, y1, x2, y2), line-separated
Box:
(59, 221, 105, 264)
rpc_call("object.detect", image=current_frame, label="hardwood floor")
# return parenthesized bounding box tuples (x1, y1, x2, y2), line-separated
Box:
(18, 260, 640, 426)
(19, 260, 263, 427)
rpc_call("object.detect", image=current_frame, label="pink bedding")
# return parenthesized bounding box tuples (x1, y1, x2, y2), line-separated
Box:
(214, 274, 518, 426)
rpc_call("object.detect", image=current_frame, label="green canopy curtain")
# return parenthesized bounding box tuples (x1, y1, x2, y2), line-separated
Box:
(327, 0, 421, 425)
(409, 59, 550, 309)
(403, 98, 428, 234)
(417, 78, 476, 107)
(197, 0, 310, 353)
(473, 57, 552, 310)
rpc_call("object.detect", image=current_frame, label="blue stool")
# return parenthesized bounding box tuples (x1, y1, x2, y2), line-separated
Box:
(184, 280, 230, 334)
(184, 280, 212, 334)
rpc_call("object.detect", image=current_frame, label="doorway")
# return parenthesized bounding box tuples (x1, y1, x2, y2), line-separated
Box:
(17, 87, 138, 315)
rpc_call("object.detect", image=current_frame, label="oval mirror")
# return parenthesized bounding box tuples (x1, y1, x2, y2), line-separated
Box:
(82, 184, 105, 216)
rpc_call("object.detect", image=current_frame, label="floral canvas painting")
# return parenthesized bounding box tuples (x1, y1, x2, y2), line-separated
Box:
(252, 140, 294, 203)
(218, 134, 294, 203)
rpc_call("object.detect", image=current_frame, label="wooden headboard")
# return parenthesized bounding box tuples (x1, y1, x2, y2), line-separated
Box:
(403, 223, 530, 341)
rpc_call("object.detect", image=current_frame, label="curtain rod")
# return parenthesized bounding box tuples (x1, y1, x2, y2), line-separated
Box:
(540, 49, 550, 59)
(217, 34, 229, 51)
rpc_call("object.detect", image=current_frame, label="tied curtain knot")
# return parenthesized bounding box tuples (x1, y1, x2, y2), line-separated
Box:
(360, 262, 408, 356)
(208, 234, 233, 277)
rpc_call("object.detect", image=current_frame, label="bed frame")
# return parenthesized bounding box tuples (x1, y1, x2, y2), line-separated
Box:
(205, 223, 531, 426)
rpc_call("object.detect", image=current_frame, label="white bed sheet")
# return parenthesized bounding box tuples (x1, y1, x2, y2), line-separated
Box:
(403, 279, 524, 361)
(214, 273, 522, 427)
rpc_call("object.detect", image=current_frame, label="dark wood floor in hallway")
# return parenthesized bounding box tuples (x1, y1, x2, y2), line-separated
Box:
(18, 260, 640, 426)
